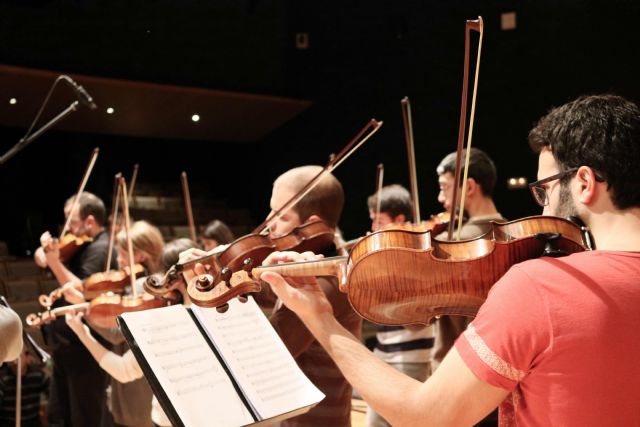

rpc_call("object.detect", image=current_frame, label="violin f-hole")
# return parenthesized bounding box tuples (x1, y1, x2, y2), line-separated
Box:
(536, 232, 568, 258)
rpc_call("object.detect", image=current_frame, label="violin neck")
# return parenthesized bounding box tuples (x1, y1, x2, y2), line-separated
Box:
(52, 302, 90, 317)
(252, 256, 348, 285)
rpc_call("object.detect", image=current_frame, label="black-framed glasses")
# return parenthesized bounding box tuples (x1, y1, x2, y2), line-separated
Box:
(528, 167, 605, 207)
(528, 168, 579, 207)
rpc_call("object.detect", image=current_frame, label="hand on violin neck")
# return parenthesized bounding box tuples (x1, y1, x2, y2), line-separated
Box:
(259, 250, 331, 322)
(65, 311, 90, 338)
(259, 271, 332, 322)
(262, 250, 325, 266)
(62, 282, 85, 304)
(178, 247, 208, 264)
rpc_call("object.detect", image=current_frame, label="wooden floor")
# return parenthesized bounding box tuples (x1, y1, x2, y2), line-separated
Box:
(351, 398, 368, 427)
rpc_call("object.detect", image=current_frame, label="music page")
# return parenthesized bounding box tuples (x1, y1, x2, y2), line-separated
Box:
(191, 298, 325, 421)
(120, 305, 254, 427)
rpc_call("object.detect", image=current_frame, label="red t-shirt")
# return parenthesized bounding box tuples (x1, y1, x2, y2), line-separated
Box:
(456, 251, 640, 426)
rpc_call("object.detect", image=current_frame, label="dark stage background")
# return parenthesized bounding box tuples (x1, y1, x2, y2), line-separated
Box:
(1, 0, 639, 256)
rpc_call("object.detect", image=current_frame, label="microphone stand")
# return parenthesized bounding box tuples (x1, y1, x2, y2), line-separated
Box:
(0, 100, 79, 166)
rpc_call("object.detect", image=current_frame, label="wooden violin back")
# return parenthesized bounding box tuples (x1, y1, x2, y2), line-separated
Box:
(343, 216, 590, 326)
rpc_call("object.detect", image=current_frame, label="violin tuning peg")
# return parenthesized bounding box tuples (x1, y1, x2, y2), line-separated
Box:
(219, 267, 232, 284)
(242, 258, 254, 271)
(195, 274, 215, 292)
(216, 303, 229, 314)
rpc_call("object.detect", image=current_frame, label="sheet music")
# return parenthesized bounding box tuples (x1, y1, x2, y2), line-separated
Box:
(120, 305, 254, 427)
(191, 298, 325, 421)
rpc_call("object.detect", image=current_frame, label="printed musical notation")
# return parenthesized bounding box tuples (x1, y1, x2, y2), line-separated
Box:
(121, 305, 253, 426)
(192, 298, 324, 420)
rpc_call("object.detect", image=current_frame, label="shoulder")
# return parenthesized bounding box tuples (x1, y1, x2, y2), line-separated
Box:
(0, 306, 23, 362)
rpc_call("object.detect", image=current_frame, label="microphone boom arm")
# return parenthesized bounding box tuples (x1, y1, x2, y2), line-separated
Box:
(0, 100, 79, 166)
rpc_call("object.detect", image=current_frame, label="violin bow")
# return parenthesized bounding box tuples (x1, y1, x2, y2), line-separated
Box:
(254, 119, 383, 234)
(447, 17, 484, 241)
(401, 96, 421, 224)
(59, 147, 100, 239)
(375, 163, 384, 220)
(128, 163, 139, 202)
(105, 173, 122, 272)
(118, 176, 138, 298)
(181, 171, 198, 243)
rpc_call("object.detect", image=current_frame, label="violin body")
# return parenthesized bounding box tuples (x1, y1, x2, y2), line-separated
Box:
(83, 264, 145, 299)
(58, 233, 93, 262)
(28, 291, 181, 329)
(88, 291, 181, 329)
(338, 212, 450, 254)
(343, 215, 590, 325)
(37, 264, 146, 308)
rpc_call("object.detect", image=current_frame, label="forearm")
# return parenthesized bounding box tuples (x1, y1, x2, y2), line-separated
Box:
(99, 351, 143, 383)
(75, 328, 110, 364)
(48, 260, 80, 286)
(304, 312, 432, 426)
(307, 312, 504, 426)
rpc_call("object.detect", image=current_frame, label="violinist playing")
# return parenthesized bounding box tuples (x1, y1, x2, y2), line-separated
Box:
(182, 165, 361, 427)
(365, 184, 435, 427)
(65, 237, 196, 427)
(432, 147, 504, 425)
(33, 191, 115, 427)
(64, 219, 165, 427)
(258, 94, 640, 426)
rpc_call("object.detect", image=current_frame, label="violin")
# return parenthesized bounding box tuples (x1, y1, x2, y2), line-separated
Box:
(38, 264, 146, 308)
(58, 233, 93, 262)
(147, 219, 336, 304)
(86, 291, 182, 329)
(338, 212, 451, 254)
(248, 215, 593, 325)
(27, 290, 181, 329)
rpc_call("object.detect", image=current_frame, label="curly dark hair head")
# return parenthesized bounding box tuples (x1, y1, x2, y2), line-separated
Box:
(529, 94, 640, 209)
(367, 184, 413, 221)
(436, 148, 497, 197)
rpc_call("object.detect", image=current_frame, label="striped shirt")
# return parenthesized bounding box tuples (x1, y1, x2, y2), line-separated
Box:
(374, 325, 434, 364)
(0, 364, 48, 427)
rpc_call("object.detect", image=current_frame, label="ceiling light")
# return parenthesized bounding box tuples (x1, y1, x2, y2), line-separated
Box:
(106, 107, 114, 114)
(191, 114, 200, 122)
(9, 98, 17, 105)
(507, 177, 528, 190)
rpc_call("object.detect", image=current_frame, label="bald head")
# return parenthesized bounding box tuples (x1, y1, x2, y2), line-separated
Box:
(273, 165, 344, 228)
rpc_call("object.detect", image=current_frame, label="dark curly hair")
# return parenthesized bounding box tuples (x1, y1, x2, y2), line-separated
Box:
(529, 94, 640, 209)
(366, 184, 414, 222)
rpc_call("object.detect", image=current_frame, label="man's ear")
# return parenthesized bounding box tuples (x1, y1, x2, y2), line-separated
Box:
(465, 178, 478, 197)
(85, 214, 97, 228)
(307, 214, 322, 223)
(575, 166, 599, 205)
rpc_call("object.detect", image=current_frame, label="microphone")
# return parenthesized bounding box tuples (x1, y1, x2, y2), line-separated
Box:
(61, 75, 97, 110)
